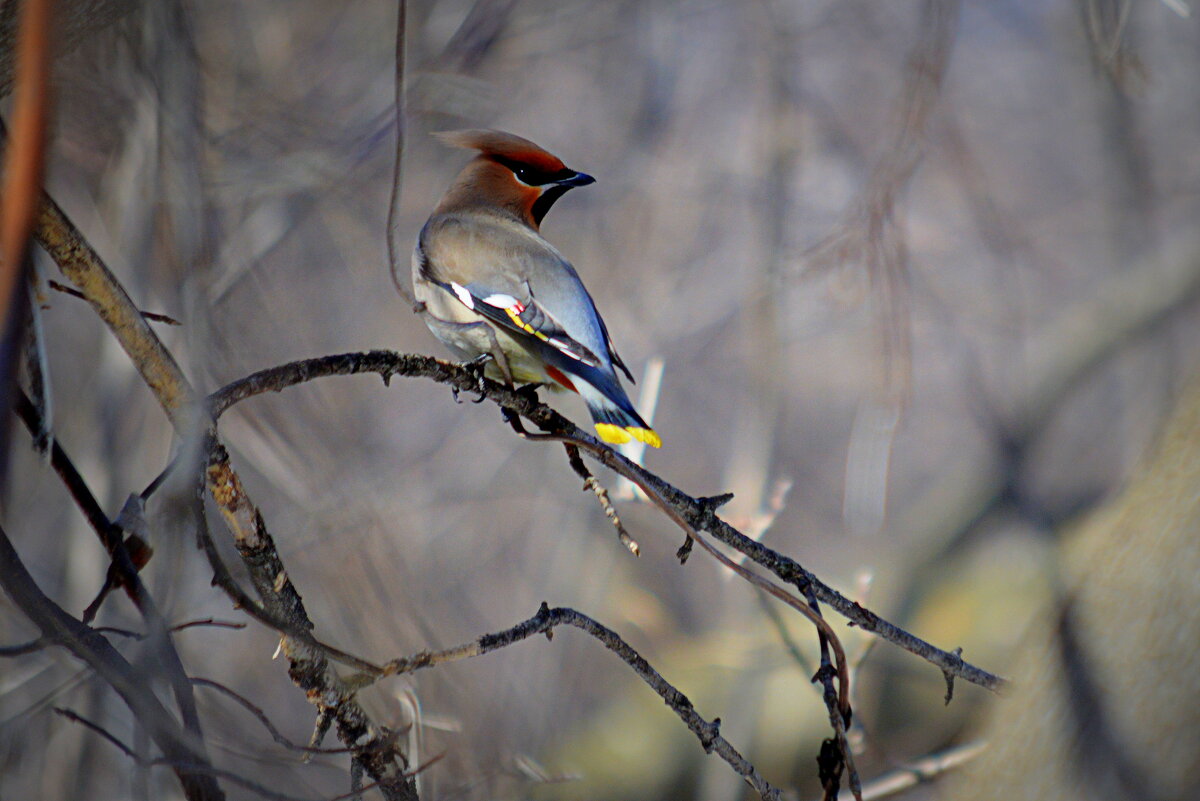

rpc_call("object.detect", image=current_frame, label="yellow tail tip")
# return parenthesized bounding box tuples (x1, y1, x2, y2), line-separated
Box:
(595, 423, 662, 448)
(630, 427, 662, 448)
(594, 423, 632, 444)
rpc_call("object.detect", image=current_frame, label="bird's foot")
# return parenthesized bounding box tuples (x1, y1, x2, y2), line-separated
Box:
(501, 407, 529, 437)
(452, 353, 492, 404)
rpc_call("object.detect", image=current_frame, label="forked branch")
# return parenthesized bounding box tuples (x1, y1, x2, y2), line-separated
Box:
(208, 351, 1007, 694)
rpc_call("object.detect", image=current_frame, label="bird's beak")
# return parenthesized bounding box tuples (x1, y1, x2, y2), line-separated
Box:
(555, 171, 595, 188)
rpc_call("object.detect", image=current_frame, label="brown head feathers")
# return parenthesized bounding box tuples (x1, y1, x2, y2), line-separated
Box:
(434, 129, 567, 175)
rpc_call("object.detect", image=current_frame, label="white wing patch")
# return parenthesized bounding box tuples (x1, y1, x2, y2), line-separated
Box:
(449, 282, 475, 310)
(482, 293, 520, 309)
(443, 281, 604, 368)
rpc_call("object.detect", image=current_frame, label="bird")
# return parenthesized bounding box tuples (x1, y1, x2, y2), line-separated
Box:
(411, 129, 661, 448)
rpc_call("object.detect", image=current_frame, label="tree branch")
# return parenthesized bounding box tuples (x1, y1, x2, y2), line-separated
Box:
(0, 523, 224, 800)
(33, 191, 199, 431)
(13, 387, 214, 762)
(53, 707, 334, 801)
(191, 678, 354, 755)
(197, 439, 419, 800)
(381, 603, 780, 800)
(31, 184, 420, 800)
(207, 350, 1007, 693)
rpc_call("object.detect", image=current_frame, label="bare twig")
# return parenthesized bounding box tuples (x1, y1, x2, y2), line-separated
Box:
(13, 387, 213, 761)
(802, 0, 961, 408)
(803, 585, 861, 801)
(52, 708, 319, 801)
(14, 390, 128, 558)
(682, 526, 851, 718)
(24, 278, 52, 453)
(187, 454, 383, 675)
(853, 740, 987, 801)
(381, 603, 780, 799)
(170, 618, 247, 634)
(563, 443, 639, 555)
(758, 592, 814, 676)
(687, 521, 860, 798)
(47, 279, 181, 325)
(0, 635, 52, 656)
(386, 0, 414, 307)
(33, 192, 199, 431)
(197, 440, 388, 672)
(191, 678, 354, 755)
(53, 706, 142, 758)
(204, 350, 1007, 693)
(0, 524, 224, 800)
(1, 618, 239, 657)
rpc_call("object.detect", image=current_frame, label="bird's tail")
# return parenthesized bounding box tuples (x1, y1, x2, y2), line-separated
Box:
(585, 392, 661, 448)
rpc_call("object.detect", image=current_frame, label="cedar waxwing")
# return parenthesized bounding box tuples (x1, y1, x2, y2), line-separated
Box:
(412, 130, 661, 448)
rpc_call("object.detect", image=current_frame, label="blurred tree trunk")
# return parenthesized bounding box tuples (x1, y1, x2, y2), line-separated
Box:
(948, 374, 1200, 801)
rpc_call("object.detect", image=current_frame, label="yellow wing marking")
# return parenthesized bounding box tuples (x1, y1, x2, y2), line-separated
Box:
(505, 307, 550, 342)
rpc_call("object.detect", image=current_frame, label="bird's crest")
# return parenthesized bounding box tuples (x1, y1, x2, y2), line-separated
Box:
(434, 129, 566, 175)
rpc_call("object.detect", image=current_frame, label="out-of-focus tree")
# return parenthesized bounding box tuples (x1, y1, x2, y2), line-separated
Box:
(947, 360, 1200, 801)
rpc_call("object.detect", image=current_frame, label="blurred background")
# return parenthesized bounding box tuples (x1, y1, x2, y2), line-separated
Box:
(2, 0, 1200, 798)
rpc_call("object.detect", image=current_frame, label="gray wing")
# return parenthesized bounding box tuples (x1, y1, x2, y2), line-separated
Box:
(419, 214, 617, 372)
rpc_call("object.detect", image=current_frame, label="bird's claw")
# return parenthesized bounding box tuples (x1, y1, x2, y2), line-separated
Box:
(454, 353, 492, 402)
(501, 407, 528, 436)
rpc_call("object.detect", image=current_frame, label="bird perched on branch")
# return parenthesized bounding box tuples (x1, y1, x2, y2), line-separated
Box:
(412, 129, 661, 448)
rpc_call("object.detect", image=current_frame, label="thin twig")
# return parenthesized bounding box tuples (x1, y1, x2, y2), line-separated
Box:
(682, 516, 859, 796)
(380, 603, 780, 799)
(563, 443, 639, 555)
(386, 0, 414, 306)
(757, 592, 814, 675)
(52, 708, 318, 801)
(33, 191, 199, 431)
(191, 678, 353, 755)
(854, 740, 987, 801)
(171, 618, 247, 634)
(90, 620, 245, 640)
(0, 636, 51, 656)
(804, 585, 861, 801)
(13, 388, 213, 756)
(47, 279, 181, 324)
(684, 526, 851, 717)
(54, 707, 141, 758)
(0, 524, 224, 800)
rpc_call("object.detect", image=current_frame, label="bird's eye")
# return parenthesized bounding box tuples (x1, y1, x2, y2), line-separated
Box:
(494, 156, 546, 186)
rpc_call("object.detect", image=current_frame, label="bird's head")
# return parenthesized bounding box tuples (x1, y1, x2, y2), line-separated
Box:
(433, 129, 595, 228)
